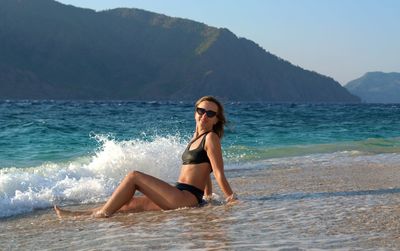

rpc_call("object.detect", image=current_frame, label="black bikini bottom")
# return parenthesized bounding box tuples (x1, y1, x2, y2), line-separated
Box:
(175, 182, 204, 204)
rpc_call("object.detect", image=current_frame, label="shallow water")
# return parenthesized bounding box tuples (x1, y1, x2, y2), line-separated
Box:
(2, 159, 400, 250)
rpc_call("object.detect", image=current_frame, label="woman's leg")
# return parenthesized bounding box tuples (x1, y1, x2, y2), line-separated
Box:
(118, 196, 161, 213)
(95, 171, 198, 217)
(55, 171, 199, 218)
(54, 196, 161, 218)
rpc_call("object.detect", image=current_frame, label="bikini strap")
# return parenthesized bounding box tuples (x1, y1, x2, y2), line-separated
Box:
(189, 131, 210, 145)
(200, 132, 209, 147)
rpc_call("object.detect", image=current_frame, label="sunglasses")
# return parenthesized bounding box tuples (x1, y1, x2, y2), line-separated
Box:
(196, 107, 217, 118)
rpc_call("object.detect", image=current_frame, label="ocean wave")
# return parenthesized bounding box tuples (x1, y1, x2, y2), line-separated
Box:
(224, 137, 400, 163)
(0, 135, 184, 218)
(225, 150, 400, 172)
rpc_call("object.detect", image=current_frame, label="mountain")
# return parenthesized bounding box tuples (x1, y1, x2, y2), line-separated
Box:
(345, 72, 400, 103)
(0, 0, 360, 102)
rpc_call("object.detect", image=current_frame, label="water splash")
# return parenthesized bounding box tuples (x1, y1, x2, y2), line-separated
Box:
(0, 135, 185, 218)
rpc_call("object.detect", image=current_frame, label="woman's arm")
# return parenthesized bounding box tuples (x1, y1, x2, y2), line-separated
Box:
(205, 133, 236, 202)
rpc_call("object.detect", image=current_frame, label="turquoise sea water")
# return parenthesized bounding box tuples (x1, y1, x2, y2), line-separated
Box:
(1, 101, 400, 218)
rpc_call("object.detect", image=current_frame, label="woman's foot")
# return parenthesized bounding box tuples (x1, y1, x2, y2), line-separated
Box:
(54, 205, 92, 218)
(92, 209, 112, 218)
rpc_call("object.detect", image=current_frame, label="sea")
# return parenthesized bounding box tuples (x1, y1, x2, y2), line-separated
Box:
(1, 100, 400, 250)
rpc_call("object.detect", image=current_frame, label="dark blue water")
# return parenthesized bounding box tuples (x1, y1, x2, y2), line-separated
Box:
(1, 101, 400, 168)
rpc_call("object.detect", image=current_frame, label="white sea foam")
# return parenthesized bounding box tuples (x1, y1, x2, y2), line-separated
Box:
(225, 150, 400, 171)
(0, 135, 185, 218)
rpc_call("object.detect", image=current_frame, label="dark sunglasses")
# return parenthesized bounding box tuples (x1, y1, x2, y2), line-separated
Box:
(196, 107, 217, 118)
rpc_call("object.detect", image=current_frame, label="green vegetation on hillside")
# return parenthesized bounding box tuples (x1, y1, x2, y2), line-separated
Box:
(0, 0, 360, 102)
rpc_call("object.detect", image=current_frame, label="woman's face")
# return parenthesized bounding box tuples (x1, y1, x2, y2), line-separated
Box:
(195, 101, 219, 131)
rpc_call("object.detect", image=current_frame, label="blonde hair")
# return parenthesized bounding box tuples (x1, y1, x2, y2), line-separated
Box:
(195, 96, 226, 138)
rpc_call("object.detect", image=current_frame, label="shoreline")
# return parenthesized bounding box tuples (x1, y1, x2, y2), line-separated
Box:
(2, 162, 400, 250)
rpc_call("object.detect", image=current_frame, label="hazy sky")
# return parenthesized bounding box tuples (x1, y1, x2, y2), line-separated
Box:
(57, 0, 399, 85)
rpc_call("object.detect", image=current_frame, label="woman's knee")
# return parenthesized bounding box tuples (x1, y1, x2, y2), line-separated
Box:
(126, 170, 143, 182)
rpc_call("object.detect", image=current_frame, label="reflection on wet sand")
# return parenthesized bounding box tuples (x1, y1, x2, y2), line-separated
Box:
(255, 187, 400, 202)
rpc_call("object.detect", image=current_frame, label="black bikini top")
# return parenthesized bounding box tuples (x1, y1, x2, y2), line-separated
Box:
(182, 132, 211, 166)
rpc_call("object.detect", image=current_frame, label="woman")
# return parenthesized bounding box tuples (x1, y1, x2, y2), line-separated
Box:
(54, 96, 236, 218)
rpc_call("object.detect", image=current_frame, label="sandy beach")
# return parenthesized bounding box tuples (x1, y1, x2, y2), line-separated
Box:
(2, 160, 400, 250)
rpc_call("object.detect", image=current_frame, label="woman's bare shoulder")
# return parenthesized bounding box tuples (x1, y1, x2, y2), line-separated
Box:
(206, 131, 220, 140)
(205, 132, 221, 147)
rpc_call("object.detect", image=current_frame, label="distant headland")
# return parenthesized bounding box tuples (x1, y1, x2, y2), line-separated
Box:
(345, 72, 400, 103)
(0, 0, 360, 102)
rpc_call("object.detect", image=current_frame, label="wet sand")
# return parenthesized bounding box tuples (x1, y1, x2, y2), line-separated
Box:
(2, 161, 400, 250)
